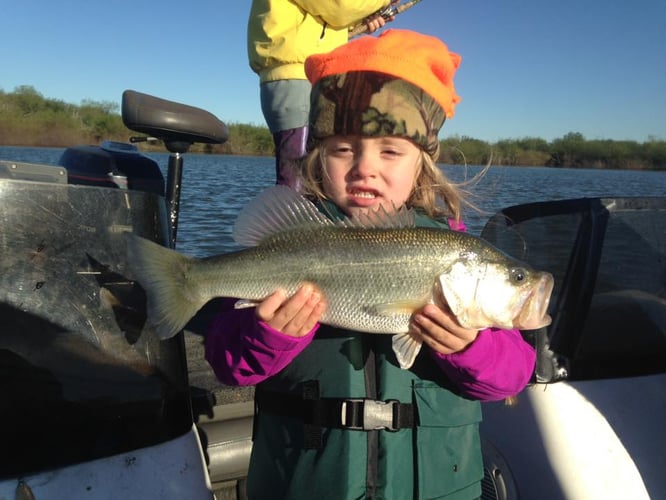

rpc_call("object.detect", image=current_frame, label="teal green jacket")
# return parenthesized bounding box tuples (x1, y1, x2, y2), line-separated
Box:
(206, 202, 535, 498)
(250, 329, 484, 499)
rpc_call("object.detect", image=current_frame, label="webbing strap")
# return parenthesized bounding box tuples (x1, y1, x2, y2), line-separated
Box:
(255, 385, 416, 449)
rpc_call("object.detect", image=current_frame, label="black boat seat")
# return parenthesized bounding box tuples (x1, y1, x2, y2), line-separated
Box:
(122, 90, 228, 145)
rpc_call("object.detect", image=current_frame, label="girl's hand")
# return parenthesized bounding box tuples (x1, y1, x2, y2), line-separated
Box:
(255, 284, 326, 338)
(410, 303, 480, 355)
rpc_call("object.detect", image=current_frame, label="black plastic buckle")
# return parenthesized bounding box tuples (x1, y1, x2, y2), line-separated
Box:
(340, 399, 400, 431)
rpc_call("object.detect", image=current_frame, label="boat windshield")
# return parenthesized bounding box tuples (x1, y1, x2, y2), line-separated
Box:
(482, 197, 666, 381)
(0, 178, 191, 478)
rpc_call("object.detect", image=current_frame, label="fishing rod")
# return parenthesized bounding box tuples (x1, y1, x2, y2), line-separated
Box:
(349, 0, 423, 38)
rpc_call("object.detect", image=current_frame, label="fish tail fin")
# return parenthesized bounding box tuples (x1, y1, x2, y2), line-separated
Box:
(392, 333, 422, 369)
(126, 234, 203, 340)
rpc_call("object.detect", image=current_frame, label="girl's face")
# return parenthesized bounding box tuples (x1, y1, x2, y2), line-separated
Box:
(321, 136, 421, 217)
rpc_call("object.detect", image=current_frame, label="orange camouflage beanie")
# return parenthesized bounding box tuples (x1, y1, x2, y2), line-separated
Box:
(304, 29, 461, 155)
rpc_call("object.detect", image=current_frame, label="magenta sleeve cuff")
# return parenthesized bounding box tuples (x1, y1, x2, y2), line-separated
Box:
(433, 328, 536, 401)
(205, 304, 317, 386)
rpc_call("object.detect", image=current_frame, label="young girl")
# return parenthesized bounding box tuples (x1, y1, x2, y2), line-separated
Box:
(206, 30, 536, 499)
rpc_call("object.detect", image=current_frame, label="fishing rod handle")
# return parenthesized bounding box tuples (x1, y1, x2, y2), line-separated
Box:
(348, 0, 421, 38)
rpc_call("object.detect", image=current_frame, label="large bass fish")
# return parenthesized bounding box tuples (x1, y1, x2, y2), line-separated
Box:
(126, 186, 553, 369)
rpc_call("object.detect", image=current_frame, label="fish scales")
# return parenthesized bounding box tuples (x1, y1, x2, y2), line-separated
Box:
(187, 225, 464, 334)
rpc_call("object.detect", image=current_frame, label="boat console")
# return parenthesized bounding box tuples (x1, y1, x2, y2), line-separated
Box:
(0, 91, 231, 497)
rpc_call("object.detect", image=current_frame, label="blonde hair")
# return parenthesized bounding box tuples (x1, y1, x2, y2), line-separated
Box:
(300, 141, 466, 222)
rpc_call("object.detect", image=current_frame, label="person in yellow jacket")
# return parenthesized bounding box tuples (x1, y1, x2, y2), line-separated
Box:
(247, 0, 397, 188)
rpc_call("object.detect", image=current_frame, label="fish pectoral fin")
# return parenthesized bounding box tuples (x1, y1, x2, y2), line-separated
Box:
(370, 299, 426, 316)
(234, 299, 261, 310)
(392, 333, 422, 370)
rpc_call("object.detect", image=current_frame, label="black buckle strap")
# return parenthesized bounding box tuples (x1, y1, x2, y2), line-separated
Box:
(255, 386, 415, 432)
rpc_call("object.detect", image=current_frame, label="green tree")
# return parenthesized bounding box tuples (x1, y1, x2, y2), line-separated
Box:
(549, 132, 586, 167)
(8, 85, 45, 115)
(439, 135, 491, 165)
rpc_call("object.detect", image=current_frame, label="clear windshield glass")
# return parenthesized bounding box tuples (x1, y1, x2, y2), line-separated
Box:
(482, 197, 666, 381)
(0, 179, 191, 478)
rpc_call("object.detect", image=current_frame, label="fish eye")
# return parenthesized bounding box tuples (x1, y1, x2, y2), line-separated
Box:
(510, 268, 527, 283)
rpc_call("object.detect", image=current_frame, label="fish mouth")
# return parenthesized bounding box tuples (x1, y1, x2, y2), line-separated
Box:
(515, 272, 554, 329)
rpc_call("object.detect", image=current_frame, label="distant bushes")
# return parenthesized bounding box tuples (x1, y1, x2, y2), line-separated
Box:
(1, 86, 663, 170)
(0, 86, 127, 146)
(439, 133, 665, 170)
(217, 123, 274, 156)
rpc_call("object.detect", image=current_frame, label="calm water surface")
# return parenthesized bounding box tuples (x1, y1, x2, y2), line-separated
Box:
(1, 146, 664, 256)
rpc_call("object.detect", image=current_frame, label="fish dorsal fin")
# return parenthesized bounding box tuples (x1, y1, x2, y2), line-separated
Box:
(341, 203, 416, 229)
(233, 185, 418, 247)
(233, 185, 332, 247)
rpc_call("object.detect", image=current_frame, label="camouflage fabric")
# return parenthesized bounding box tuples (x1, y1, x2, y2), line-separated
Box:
(309, 71, 446, 155)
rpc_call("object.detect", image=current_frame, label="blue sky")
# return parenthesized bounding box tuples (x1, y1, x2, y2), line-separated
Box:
(3, 1, 665, 143)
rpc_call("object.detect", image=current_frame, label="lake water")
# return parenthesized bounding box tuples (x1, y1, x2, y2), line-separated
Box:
(1, 145, 664, 257)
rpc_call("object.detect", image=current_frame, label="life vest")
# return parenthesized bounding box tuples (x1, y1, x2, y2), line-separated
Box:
(247, 208, 484, 499)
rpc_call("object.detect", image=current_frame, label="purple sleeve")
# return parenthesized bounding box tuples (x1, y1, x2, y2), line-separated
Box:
(432, 328, 536, 401)
(204, 299, 316, 386)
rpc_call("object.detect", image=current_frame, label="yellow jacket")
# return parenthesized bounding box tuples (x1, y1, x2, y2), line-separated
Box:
(247, 0, 390, 83)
